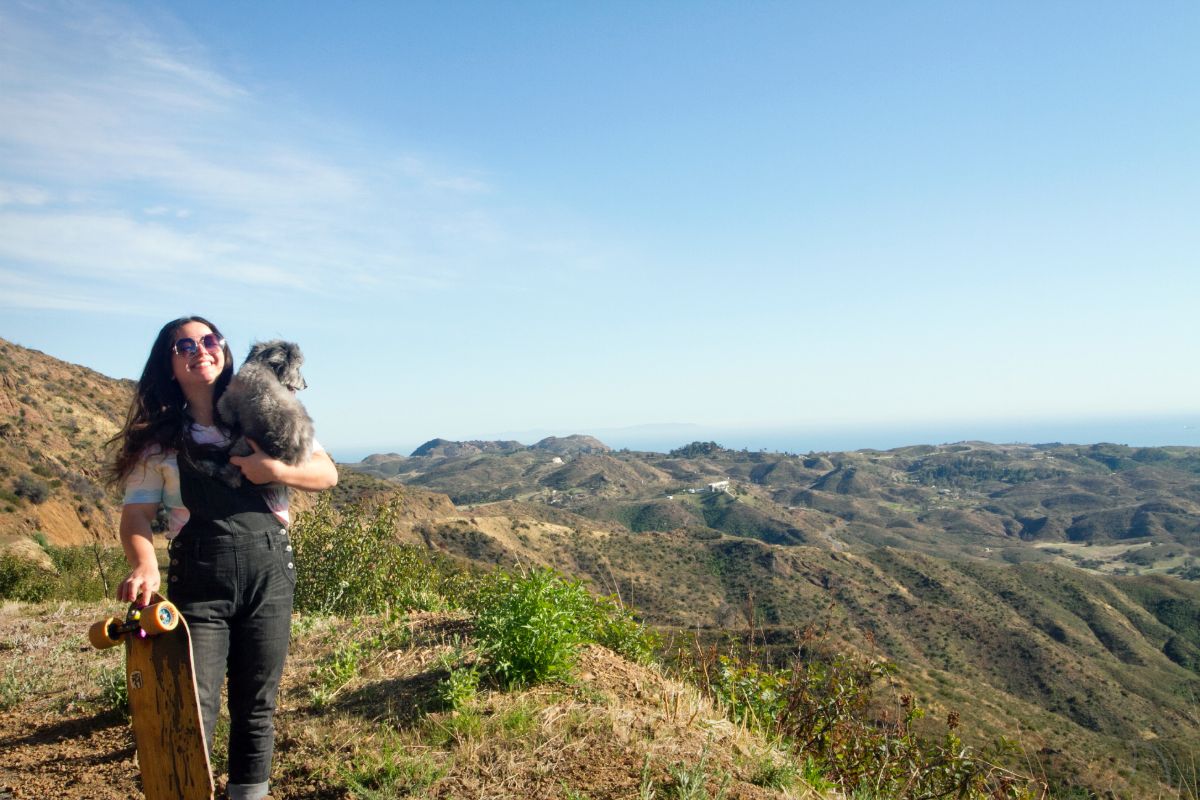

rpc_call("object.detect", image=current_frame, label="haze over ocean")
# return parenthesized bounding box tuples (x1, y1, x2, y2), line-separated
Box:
(337, 414, 1200, 462)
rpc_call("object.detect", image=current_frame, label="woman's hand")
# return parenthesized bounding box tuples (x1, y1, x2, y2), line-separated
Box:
(230, 440, 338, 490)
(118, 561, 161, 606)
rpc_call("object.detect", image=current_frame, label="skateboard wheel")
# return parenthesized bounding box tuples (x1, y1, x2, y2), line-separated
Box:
(139, 601, 180, 635)
(89, 618, 122, 649)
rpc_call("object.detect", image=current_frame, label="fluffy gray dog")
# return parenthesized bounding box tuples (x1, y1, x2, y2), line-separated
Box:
(215, 340, 315, 487)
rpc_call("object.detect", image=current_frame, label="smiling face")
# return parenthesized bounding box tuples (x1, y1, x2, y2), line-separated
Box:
(170, 320, 227, 397)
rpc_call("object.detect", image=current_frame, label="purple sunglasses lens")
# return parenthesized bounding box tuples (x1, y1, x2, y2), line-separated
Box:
(174, 334, 224, 356)
(173, 338, 199, 356)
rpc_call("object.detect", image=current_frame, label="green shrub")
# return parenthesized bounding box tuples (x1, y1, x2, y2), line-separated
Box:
(0, 553, 55, 602)
(437, 665, 480, 711)
(465, 567, 658, 688)
(706, 656, 791, 731)
(291, 496, 466, 616)
(46, 545, 128, 601)
(674, 642, 1044, 800)
(470, 568, 594, 687)
(96, 664, 129, 719)
(583, 592, 660, 665)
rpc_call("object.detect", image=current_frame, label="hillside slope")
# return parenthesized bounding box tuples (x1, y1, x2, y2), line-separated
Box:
(356, 438, 1200, 579)
(0, 337, 131, 551)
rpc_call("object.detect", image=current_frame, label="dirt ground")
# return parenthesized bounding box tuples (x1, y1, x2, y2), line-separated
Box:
(0, 601, 793, 800)
(1, 602, 145, 799)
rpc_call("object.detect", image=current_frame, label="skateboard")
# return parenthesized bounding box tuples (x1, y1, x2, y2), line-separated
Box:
(89, 593, 214, 800)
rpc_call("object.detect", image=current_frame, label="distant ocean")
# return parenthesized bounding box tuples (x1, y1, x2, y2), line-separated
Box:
(334, 415, 1200, 462)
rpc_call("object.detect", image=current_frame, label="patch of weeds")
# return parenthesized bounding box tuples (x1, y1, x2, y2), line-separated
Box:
(424, 708, 484, 748)
(747, 754, 797, 790)
(342, 730, 445, 798)
(666, 740, 730, 800)
(209, 714, 230, 777)
(311, 640, 365, 708)
(561, 787, 592, 800)
(310, 616, 411, 708)
(290, 613, 331, 639)
(498, 702, 537, 737)
(639, 754, 658, 800)
(94, 664, 128, 719)
(437, 664, 480, 712)
(799, 756, 837, 792)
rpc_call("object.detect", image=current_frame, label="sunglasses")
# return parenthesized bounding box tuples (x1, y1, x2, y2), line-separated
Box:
(172, 333, 226, 357)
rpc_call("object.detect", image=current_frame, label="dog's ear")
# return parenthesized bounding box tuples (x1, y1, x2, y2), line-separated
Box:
(245, 341, 270, 362)
(281, 341, 304, 367)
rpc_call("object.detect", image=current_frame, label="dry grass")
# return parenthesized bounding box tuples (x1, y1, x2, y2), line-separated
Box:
(274, 611, 815, 799)
(0, 600, 824, 799)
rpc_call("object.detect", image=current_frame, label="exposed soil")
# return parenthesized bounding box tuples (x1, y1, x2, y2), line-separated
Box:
(0, 602, 796, 800)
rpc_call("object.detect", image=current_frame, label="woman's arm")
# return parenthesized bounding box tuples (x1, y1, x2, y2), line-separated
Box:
(229, 441, 339, 491)
(118, 503, 161, 605)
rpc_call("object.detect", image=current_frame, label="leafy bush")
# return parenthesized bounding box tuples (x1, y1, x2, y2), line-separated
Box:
(96, 664, 129, 719)
(437, 665, 481, 711)
(291, 496, 468, 616)
(468, 567, 659, 688)
(674, 642, 1044, 799)
(46, 545, 129, 601)
(709, 656, 790, 731)
(581, 592, 660, 665)
(469, 568, 595, 687)
(0, 545, 129, 603)
(13, 475, 49, 504)
(0, 554, 55, 602)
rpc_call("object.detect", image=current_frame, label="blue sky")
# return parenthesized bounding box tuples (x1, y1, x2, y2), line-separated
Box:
(2, 1, 1198, 457)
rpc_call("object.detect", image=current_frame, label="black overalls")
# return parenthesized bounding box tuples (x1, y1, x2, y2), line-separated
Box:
(167, 456, 296, 791)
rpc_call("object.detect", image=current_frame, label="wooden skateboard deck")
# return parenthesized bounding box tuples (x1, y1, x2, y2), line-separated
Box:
(91, 593, 214, 800)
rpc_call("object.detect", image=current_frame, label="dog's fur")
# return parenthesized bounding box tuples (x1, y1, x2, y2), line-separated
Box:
(215, 340, 314, 487)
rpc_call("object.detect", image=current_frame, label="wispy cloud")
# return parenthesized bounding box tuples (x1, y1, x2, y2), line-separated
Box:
(0, 182, 52, 207)
(0, 1, 606, 314)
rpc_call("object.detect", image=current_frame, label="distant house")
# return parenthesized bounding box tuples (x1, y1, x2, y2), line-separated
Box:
(551, 457, 563, 464)
(708, 480, 730, 493)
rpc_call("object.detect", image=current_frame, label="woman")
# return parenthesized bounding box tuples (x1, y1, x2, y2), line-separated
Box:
(109, 316, 337, 800)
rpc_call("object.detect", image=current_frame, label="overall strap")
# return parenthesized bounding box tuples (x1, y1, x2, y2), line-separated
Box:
(178, 454, 281, 537)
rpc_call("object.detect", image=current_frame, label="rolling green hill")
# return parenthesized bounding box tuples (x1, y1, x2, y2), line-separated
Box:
(354, 437, 1200, 795)
(357, 438, 1200, 580)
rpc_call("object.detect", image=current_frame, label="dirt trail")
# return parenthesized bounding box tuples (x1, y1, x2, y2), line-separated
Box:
(0, 603, 142, 799)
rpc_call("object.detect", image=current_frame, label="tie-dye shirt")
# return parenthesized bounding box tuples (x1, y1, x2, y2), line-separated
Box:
(122, 422, 322, 538)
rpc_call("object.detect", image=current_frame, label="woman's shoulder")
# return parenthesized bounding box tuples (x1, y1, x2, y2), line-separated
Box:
(137, 443, 176, 463)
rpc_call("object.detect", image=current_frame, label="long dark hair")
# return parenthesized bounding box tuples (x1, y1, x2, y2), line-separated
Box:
(107, 316, 235, 486)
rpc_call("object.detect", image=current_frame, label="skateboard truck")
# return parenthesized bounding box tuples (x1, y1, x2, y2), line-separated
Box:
(89, 600, 181, 649)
